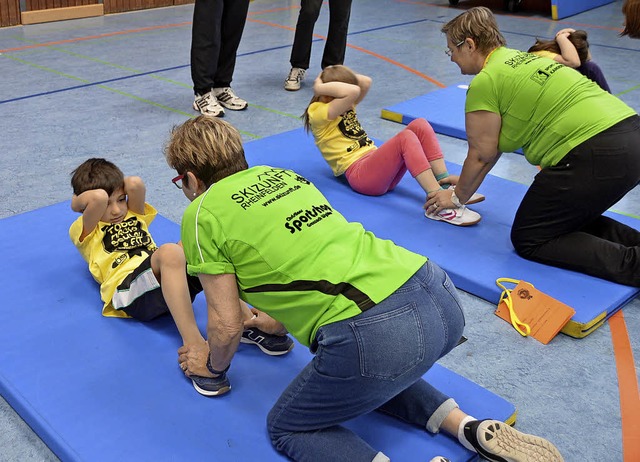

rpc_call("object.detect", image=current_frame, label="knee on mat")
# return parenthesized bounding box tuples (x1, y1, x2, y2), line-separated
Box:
(266, 410, 287, 449)
(510, 230, 537, 259)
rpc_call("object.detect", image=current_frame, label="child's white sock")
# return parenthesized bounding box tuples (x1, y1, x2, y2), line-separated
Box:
(457, 415, 478, 452)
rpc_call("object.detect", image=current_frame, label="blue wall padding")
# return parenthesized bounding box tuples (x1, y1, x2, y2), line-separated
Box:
(244, 129, 639, 331)
(552, 0, 615, 20)
(0, 201, 515, 462)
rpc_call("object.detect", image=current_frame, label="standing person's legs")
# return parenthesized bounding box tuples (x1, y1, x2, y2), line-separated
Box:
(321, 0, 352, 68)
(290, 0, 323, 69)
(190, 0, 223, 95)
(267, 261, 466, 461)
(213, 0, 250, 87)
(511, 116, 640, 286)
(343, 130, 432, 196)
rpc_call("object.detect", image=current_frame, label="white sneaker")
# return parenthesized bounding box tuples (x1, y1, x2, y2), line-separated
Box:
(193, 90, 225, 117)
(464, 419, 564, 462)
(425, 205, 481, 226)
(213, 87, 248, 110)
(284, 67, 306, 91)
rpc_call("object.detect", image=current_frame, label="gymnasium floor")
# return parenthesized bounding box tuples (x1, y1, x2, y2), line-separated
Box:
(0, 0, 638, 460)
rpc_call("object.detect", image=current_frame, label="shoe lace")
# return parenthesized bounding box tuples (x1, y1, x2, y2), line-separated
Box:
(218, 87, 237, 100)
(288, 68, 305, 81)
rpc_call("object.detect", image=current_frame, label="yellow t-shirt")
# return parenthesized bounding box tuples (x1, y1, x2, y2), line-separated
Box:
(530, 49, 558, 60)
(307, 102, 376, 176)
(69, 203, 158, 317)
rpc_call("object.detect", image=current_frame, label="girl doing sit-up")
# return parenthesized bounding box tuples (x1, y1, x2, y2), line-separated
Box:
(303, 64, 483, 226)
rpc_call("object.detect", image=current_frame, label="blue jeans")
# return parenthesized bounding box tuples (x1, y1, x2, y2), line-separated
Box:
(267, 261, 465, 462)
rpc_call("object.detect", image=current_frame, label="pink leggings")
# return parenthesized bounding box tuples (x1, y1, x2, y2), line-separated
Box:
(343, 118, 443, 196)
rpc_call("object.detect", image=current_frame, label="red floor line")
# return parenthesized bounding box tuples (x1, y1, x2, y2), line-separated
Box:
(0, 21, 192, 54)
(248, 17, 445, 88)
(1, 8, 445, 88)
(345, 42, 445, 88)
(0, 4, 296, 54)
(609, 311, 640, 462)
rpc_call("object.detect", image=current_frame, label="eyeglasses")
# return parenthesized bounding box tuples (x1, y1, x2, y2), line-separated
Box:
(172, 173, 184, 189)
(445, 40, 465, 57)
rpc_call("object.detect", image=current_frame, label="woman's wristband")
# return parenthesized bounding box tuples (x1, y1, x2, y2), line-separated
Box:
(206, 355, 230, 376)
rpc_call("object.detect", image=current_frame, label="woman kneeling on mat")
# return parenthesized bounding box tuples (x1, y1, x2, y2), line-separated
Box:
(304, 65, 483, 227)
(428, 7, 640, 287)
(166, 116, 563, 462)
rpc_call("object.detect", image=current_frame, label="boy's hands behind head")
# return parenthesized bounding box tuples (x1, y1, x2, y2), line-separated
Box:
(123, 176, 146, 215)
(71, 189, 110, 241)
(71, 189, 109, 214)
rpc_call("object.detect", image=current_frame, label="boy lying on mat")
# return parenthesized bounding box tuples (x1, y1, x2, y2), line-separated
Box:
(68, 158, 293, 397)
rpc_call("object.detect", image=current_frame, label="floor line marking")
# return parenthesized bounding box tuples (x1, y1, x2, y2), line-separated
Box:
(248, 17, 445, 87)
(609, 311, 640, 462)
(0, 21, 193, 53)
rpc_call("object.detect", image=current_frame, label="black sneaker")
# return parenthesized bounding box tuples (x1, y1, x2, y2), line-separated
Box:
(191, 373, 231, 397)
(241, 328, 294, 356)
(463, 419, 563, 462)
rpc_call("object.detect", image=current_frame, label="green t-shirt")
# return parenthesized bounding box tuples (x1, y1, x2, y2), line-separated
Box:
(180, 166, 426, 346)
(466, 47, 636, 168)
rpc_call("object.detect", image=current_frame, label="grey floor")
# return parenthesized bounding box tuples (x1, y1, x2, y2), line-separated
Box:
(0, 0, 638, 461)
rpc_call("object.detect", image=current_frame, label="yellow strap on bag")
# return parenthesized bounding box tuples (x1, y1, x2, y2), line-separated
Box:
(495, 278, 531, 337)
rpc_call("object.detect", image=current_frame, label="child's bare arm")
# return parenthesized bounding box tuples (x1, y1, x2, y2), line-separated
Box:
(554, 29, 580, 67)
(124, 176, 146, 215)
(313, 75, 361, 120)
(71, 189, 109, 241)
(354, 74, 372, 105)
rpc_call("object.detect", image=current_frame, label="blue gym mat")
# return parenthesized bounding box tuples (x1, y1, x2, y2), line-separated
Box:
(381, 84, 524, 155)
(244, 128, 640, 338)
(0, 201, 516, 462)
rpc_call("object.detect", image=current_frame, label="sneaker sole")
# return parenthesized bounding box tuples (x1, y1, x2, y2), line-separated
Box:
(425, 211, 481, 226)
(192, 380, 231, 397)
(476, 420, 564, 462)
(284, 84, 301, 91)
(466, 194, 485, 205)
(240, 337, 294, 356)
(217, 101, 248, 111)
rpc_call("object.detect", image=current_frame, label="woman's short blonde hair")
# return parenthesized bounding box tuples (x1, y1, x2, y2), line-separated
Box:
(441, 6, 506, 54)
(164, 116, 248, 188)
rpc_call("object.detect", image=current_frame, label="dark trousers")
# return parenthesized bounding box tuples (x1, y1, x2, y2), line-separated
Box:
(190, 0, 250, 95)
(511, 115, 640, 287)
(290, 0, 352, 70)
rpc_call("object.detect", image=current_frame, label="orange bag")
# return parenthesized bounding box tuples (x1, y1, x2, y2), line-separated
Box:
(495, 278, 576, 344)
